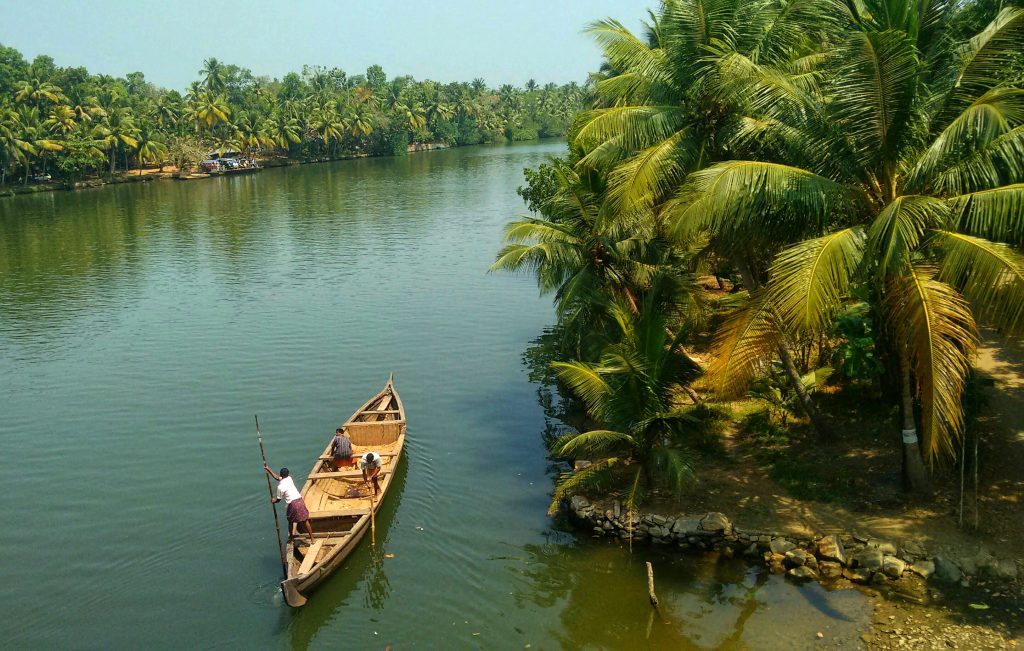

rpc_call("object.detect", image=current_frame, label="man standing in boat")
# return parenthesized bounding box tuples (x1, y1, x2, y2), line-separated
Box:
(264, 464, 315, 544)
(360, 452, 382, 496)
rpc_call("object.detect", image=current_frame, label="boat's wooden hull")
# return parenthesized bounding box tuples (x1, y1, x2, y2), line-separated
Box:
(280, 376, 405, 608)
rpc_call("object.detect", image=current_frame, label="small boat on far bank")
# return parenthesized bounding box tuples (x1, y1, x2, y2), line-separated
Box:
(280, 375, 406, 608)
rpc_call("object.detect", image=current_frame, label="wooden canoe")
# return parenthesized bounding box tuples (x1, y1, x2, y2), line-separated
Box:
(280, 374, 406, 608)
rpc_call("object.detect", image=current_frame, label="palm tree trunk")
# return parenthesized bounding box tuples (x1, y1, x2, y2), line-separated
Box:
(109, 150, 116, 178)
(735, 260, 834, 440)
(900, 347, 930, 494)
(778, 344, 835, 440)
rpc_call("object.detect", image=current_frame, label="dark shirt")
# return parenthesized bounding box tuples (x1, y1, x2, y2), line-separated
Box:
(332, 435, 353, 459)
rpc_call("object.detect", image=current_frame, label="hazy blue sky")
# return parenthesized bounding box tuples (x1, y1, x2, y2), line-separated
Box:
(1, 1, 654, 91)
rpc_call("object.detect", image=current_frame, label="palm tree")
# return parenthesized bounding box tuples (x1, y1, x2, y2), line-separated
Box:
(574, 0, 840, 438)
(71, 96, 105, 123)
(44, 104, 77, 138)
(151, 97, 180, 131)
(95, 108, 140, 177)
(546, 281, 700, 515)
(200, 58, 227, 93)
(14, 78, 64, 107)
(189, 91, 230, 131)
(395, 102, 427, 131)
(346, 108, 374, 138)
(471, 78, 487, 94)
(0, 106, 35, 185)
(525, 79, 538, 93)
(678, 5, 1024, 491)
(266, 110, 301, 153)
(134, 127, 167, 174)
(308, 106, 345, 153)
(15, 105, 62, 180)
(491, 162, 688, 356)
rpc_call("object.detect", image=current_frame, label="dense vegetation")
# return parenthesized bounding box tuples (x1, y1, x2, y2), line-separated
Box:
(494, 0, 1024, 512)
(0, 46, 585, 185)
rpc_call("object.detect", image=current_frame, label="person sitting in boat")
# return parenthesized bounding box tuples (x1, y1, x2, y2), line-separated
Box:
(331, 428, 355, 468)
(360, 452, 383, 496)
(264, 465, 315, 544)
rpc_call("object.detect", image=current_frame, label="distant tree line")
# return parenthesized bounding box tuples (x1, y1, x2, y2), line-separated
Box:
(0, 46, 587, 184)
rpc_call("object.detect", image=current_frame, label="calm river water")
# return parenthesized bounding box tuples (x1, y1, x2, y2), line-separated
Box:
(0, 141, 870, 649)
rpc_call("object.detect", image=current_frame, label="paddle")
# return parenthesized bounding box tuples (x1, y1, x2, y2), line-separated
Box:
(256, 414, 288, 580)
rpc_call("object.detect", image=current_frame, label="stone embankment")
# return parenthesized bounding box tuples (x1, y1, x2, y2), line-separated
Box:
(568, 496, 1020, 595)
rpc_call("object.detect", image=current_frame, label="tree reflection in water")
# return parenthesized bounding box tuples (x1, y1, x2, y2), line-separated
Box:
(505, 539, 868, 649)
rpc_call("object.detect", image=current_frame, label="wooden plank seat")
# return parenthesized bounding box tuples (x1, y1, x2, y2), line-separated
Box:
(308, 508, 371, 519)
(361, 409, 401, 414)
(297, 539, 324, 575)
(317, 452, 399, 461)
(307, 469, 392, 481)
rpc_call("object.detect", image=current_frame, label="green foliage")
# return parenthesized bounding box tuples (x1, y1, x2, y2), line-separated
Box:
(516, 158, 572, 216)
(0, 44, 585, 185)
(830, 304, 884, 382)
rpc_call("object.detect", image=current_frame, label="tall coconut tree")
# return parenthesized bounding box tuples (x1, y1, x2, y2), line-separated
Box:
(14, 78, 64, 107)
(574, 0, 842, 438)
(95, 107, 140, 177)
(675, 4, 1024, 491)
(200, 58, 227, 93)
(44, 104, 77, 138)
(0, 106, 35, 185)
(134, 127, 167, 174)
(15, 105, 62, 180)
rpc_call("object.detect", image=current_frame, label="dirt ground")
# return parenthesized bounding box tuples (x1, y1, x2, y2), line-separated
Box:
(659, 282, 1024, 567)
(659, 322, 1024, 648)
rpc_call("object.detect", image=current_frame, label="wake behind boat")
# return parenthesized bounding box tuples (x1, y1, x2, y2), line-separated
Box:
(280, 375, 406, 608)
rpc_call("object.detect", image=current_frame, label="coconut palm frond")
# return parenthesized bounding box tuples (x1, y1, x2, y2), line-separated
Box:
(928, 125, 1024, 195)
(649, 446, 693, 494)
(950, 183, 1024, 246)
(767, 226, 866, 334)
(704, 290, 782, 397)
(868, 195, 950, 279)
(666, 160, 854, 242)
(911, 87, 1024, 190)
(552, 360, 614, 417)
(548, 457, 620, 516)
(885, 266, 977, 462)
(830, 29, 919, 167)
(586, 19, 671, 87)
(573, 105, 689, 153)
(500, 217, 584, 245)
(555, 429, 635, 458)
(934, 230, 1024, 334)
(606, 128, 696, 216)
(938, 7, 1024, 124)
(576, 133, 629, 171)
(594, 71, 654, 102)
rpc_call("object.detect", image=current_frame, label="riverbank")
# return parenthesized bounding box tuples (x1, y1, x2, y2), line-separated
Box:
(553, 330, 1023, 648)
(0, 140, 460, 199)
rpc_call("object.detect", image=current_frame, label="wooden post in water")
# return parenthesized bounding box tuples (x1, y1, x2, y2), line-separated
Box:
(256, 415, 288, 580)
(646, 561, 659, 607)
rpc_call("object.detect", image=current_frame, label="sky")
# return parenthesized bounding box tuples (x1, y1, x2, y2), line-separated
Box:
(1, 0, 654, 91)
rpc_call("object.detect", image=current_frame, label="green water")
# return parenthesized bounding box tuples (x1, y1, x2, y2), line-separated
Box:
(0, 141, 870, 649)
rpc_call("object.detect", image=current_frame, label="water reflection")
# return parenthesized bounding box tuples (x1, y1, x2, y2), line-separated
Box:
(285, 454, 408, 650)
(508, 538, 870, 649)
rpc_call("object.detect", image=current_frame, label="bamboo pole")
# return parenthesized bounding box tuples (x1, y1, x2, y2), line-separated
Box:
(370, 481, 377, 547)
(256, 415, 288, 580)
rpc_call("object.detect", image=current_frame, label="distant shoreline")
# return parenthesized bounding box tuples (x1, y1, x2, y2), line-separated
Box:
(0, 138, 564, 199)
